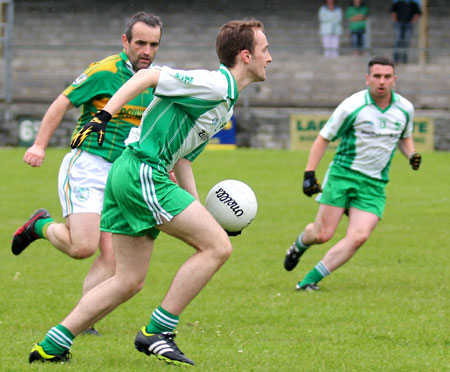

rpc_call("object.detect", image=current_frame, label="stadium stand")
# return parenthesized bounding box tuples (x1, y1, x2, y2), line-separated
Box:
(1, 0, 449, 148)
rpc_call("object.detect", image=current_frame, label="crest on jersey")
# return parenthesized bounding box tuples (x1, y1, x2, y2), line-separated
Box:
(378, 118, 387, 129)
(72, 73, 88, 86)
(74, 186, 89, 202)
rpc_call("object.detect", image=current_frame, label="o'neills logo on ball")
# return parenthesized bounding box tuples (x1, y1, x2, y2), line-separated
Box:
(215, 188, 244, 216)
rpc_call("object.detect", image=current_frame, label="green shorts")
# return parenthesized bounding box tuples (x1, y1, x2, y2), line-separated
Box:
(100, 150, 196, 238)
(318, 163, 387, 219)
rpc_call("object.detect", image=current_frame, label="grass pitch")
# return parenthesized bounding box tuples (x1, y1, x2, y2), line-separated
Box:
(0, 147, 448, 372)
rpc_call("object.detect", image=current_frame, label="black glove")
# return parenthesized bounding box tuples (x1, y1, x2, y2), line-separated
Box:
(409, 152, 421, 171)
(303, 170, 322, 197)
(70, 110, 112, 148)
(226, 230, 242, 236)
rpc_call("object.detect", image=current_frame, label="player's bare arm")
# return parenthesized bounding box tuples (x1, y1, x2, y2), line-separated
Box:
(399, 136, 421, 170)
(24, 94, 73, 167)
(305, 134, 330, 171)
(103, 68, 161, 116)
(398, 136, 416, 158)
(71, 68, 162, 148)
(302, 135, 329, 197)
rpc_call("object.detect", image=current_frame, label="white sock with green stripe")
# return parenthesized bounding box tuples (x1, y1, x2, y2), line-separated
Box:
(295, 232, 310, 253)
(146, 306, 179, 334)
(299, 260, 331, 286)
(316, 261, 330, 277)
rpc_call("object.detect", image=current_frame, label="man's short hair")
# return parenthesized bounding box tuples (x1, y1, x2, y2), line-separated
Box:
(368, 56, 395, 73)
(215, 19, 264, 68)
(125, 12, 162, 42)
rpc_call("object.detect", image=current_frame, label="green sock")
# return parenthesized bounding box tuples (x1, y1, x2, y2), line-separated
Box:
(146, 306, 179, 334)
(34, 218, 54, 239)
(39, 324, 74, 355)
(295, 232, 310, 254)
(299, 261, 330, 286)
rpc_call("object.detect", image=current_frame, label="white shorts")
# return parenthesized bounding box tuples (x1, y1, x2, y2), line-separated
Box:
(58, 149, 112, 217)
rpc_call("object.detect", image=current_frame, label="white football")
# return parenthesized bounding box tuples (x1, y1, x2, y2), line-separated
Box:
(205, 179, 258, 235)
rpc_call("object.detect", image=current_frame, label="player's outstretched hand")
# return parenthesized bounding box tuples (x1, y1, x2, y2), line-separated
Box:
(303, 170, 322, 197)
(409, 152, 421, 171)
(70, 110, 112, 148)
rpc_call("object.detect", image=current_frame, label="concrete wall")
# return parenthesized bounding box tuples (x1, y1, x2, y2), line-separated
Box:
(233, 107, 450, 151)
(6, 0, 450, 108)
(1, 0, 449, 149)
(2, 102, 448, 151)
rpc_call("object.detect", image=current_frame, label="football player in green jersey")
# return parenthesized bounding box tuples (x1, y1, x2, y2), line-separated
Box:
(284, 56, 421, 291)
(29, 19, 271, 366)
(12, 12, 163, 335)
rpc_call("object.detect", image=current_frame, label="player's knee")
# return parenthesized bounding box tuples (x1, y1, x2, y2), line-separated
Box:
(306, 223, 333, 244)
(118, 275, 146, 299)
(125, 278, 145, 297)
(348, 231, 370, 253)
(315, 229, 334, 244)
(211, 234, 232, 264)
(69, 243, 97, 259)
(349, 231, 370, 250)
(220, 240, 233, 262)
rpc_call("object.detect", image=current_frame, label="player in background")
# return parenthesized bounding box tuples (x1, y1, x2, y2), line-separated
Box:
(284, 55, 421, 291)
(28, 19, 272, 366)
(11, 12, 163, 334)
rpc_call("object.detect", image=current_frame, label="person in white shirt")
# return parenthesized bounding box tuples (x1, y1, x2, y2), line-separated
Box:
(318, 0, 343, 57)
(284, 56, 422, 291)
(29, 19, 272, 367)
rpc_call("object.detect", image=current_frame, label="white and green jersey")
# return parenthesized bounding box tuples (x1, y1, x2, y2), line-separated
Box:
(320, 89, 414, 181)
(127, 65, 238, 171)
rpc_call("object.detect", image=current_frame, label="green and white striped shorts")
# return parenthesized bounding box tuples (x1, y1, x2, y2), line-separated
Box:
(318, 163, 387, 219)
(100, 150, 195, 238)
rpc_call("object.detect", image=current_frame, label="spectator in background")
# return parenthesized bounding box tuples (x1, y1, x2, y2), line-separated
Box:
(318, 0, 343, 57)
(346, 0, 369, 56)
(391, 0, 421, 63)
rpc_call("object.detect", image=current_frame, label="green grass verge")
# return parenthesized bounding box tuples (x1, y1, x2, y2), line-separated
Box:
(0, 147, 448, 372)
